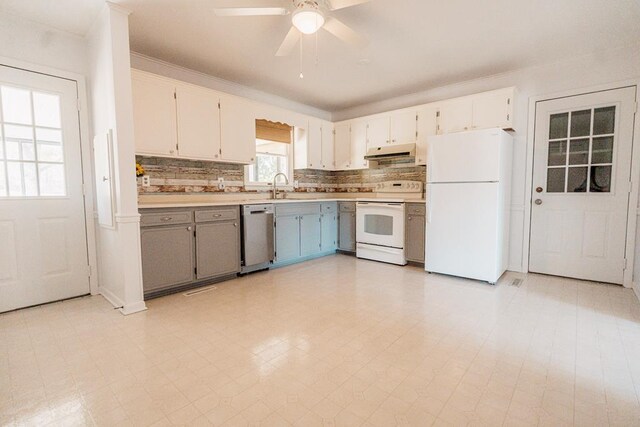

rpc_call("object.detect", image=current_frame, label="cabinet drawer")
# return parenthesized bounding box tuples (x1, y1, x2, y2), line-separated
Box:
(407, 203, 426, 216)
(195, 207, 239, 223)
(321, 202, 337, 214)
(140, 210, 193, 227)
(339, 202, 356, 213)
(276, 203, 321, 216)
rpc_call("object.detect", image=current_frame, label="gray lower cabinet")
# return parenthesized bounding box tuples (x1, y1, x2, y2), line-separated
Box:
(275, 215, 301, 263)
(274, 202, 337, 265)
(321, 202, 337, 252)
(140, 224, 194, 292)
(300, 214, 322, 257)
(196, 221, 240, 279)
(406, 203, 426, 263)
(338, 202, 356, 252)
(140, 206, 240, 296)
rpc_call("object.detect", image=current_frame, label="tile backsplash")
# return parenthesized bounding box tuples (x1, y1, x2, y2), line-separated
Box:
(136, 156, 425, 194)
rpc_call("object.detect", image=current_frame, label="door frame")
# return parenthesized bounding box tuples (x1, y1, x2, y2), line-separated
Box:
(523, 80, 640, 288)
(0, 55, 99, 296)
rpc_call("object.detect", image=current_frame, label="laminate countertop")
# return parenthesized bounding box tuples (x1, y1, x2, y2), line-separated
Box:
(138, 197, 426, 209)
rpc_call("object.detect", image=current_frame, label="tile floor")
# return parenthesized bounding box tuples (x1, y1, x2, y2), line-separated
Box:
(2, 255, 640, 426)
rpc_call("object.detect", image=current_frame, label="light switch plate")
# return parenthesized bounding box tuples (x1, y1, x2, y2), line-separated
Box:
(142, 176, 150, 187)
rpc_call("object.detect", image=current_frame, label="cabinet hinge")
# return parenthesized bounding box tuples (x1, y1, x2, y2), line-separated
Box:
(218, 101, 221, 109)
(436, 111, 440, 118)
(629, 180, 633, 194)
(194, 267, 197, 275)
(333, 130, 336, 135)
(173, 91, 176, 99)
(506, 114, 510, 121)
(219, 148, 222, 155)
(176, 143, 179, 151)
(416, 114, 418, 121)
(87, 264, 92, 278)
(507, 98, 511, 105)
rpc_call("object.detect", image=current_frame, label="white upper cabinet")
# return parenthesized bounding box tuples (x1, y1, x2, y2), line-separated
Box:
(308, 118, 323, 169)
(320, 121, 334, 170)
(438, 98, 473, 134)
(334, 123, 351, 170)
(438, 87, 516, 134)
(416, 104, 439, 165)
(131, 70, 178, 157)
(219, 95, 256, 164)
(366, 116, 390, 148)
(351, 121, 368, 170)
(175, 83, 221, 161)
(390, 110, 418, 145)
(472, 88, 514, 130)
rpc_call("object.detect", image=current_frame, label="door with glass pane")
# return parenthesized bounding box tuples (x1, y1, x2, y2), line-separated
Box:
(0, 65, 89, 312)
(529, 87, 637, 284)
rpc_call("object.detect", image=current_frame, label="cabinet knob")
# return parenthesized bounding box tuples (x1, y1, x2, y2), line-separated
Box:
(161, 217, 173, 221)
(187, 226, 192, 231)
(408, 216, 412, 220)
(392, 139, 396, 143)
(233, 223, 238, 227)
(215, 154, 219, 158)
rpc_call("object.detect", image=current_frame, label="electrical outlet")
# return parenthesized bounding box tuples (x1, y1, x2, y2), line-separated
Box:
(218, 177, 225, 190)
(294, 180, 299, 189)
(142, 176, 150, 187)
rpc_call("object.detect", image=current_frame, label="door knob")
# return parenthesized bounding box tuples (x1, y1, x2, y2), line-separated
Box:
(535, 199, 542, 205)
(536, 187, 543, 193)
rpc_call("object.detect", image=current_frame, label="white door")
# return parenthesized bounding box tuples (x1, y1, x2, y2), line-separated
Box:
(438, 98, 473, 134)
(390, 110, 417, 145)
(0, 66, 90, 312)
(307, 118, 323, 169)
(351, 121, 368, 169)
(334, 123, 351, 169)
(220, 95, 256, 164)
(366, 116, 390, 148)
(416, 105, 438, 165)
(131, 70, 178, 157)
(320, 121, 334, 170)
(175, 83, 221, 160)
(529, 87, 637, 284)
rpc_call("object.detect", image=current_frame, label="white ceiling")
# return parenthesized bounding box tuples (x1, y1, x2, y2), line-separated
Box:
(3, 0, 640, 112)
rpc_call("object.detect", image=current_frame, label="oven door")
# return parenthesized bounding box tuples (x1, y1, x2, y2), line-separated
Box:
(356, 202, 405, 248)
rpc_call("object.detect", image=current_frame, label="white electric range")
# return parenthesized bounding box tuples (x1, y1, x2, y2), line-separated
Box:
(356, 181, 424, 265)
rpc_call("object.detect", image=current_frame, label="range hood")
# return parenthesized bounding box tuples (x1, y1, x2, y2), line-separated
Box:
(364, 143, 416, 165)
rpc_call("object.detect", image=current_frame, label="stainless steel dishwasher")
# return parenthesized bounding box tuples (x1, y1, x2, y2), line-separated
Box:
(240, 204, 275, 274)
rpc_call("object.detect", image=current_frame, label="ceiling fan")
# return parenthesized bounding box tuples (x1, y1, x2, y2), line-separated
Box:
(214, 0, 371, 57)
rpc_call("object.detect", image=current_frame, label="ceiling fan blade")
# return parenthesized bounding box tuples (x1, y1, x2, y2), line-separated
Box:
(214, 7, 289, 16)
(276, 27, 300, 56)
(323, 17, 368, 48)
(328, 0, 371, 10)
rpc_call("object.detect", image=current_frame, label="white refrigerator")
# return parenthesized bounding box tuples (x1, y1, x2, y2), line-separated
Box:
(425, 128, 513, 284)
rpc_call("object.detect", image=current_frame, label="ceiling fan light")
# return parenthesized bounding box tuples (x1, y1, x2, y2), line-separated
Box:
(292, 10, 325, 34)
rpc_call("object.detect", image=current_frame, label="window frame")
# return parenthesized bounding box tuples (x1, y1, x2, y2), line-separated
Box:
(244, 136, 294, 191)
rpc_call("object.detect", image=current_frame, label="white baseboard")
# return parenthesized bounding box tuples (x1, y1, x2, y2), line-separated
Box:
(120, 301, 147, 315)
(99, 286, 124, 310)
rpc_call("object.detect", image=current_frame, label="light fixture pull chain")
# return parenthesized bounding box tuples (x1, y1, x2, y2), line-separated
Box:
(299, 35, 304, 79)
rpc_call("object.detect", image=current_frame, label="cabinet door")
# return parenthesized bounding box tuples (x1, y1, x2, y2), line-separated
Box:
(220, 95, 257, 164)
(416, 105, 439, 165)
(307, 119, 323, 169)
(141, 225, 194, 292)
(175, 84, 221, 160)
(367, 116, 390, 148)
(300, 214, 322, 257)
(438, 98, 473, 134)
(321, 213, 337, 252)
(390, 110, 417, 145)
(472, 89, 513, 130)
(338, 211, 356, 252)
(334, 123, 351, 170)
(405, 214, 426, 262)
(275, 215, 301, 262)
(321, 121, 334, 170)
(195, 222, 240, 279)
(351, 121, 368, 169)
(131, 71, 178, 157)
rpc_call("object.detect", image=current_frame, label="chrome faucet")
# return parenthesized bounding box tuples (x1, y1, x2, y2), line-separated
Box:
(272, 173, 290, 199)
